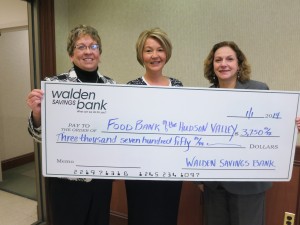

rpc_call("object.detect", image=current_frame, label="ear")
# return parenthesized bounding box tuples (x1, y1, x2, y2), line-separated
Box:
(69, 55, 74, 63)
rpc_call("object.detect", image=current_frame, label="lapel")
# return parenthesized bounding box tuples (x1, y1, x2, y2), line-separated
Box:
(235, 80, 248, 90)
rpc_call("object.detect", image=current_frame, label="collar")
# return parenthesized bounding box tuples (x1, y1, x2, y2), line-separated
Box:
(69, 68, 104, 81)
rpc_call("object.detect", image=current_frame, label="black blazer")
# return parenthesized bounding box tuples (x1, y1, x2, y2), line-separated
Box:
(204, 80, 272, 195)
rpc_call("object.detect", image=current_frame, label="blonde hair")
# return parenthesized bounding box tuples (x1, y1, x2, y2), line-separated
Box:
(136, 28, 172, 66)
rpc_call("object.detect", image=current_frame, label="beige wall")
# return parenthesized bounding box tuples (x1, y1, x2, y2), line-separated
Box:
(0, 0, 28, 29)
(0, 29, 33, 158)
(54, 0, 300, 143)
(0, 0, 33, 181)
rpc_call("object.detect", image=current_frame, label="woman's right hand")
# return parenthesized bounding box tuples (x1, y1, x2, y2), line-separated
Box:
(27, 89, 44, 127)
(296, 117, 300, 132)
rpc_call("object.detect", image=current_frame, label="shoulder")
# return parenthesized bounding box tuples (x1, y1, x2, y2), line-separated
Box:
(237, 80, 269, 90)
(44, 72, 76, 82)
(169, 77, 183, 87)
(44, 69, 78, 82)
(127, 77, 145, 85)
(99, 74, 116, 84)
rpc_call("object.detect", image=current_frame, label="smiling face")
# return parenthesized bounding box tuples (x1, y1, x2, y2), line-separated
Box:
(213, 46, 239, 86)
(70, 35, 100, 72)
(142, 37, 167, 74)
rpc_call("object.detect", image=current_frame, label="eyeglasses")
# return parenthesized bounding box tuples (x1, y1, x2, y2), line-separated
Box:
(74, 44, 100, 51)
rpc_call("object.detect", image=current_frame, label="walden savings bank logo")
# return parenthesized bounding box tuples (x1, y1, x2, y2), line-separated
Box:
(50, 87, 108, 113)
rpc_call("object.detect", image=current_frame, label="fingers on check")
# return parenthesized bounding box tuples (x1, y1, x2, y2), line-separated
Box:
(296, 117, 300, 132)
(27, 89, 43, 100)
(27, 89, 44, 107)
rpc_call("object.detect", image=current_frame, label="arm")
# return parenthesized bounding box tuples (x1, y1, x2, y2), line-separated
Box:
(26, 89, 44, 142)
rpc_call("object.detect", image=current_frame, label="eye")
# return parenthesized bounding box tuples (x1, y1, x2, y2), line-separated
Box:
(90, 44, 99, 50)
(76, 45, 86, 50)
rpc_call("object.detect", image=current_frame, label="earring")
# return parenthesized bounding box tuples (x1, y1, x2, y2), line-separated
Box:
(237, 70, 240, 80)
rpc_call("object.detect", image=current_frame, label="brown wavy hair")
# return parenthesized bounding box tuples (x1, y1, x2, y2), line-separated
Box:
(204, 41, 251, 86)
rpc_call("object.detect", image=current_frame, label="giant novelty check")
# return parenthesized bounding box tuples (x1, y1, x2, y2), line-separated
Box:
(41, 82, 300, 181)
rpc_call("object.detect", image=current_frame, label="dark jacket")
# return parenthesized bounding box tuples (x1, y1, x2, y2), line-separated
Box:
(204, 79, 272, 195)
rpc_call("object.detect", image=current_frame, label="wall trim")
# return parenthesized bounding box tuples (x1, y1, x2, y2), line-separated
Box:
(295, 146, 300, 166)
(1, 152, 34, 171)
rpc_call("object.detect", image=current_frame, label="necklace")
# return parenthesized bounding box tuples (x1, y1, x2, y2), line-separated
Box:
(77, 76, 99, 83)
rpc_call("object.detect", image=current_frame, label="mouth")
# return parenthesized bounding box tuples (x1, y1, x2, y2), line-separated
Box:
(150, 61, 161, 65)
(83, 58, 94, 62)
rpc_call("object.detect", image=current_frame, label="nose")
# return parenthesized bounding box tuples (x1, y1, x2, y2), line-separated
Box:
(151, 50, 158, 58)
(84, 47, 92, 53)
(220, 59, 227, 66)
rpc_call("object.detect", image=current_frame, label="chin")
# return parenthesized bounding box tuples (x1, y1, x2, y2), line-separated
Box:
(219, 75, 235, 80)
(83, 66, 97, 71)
